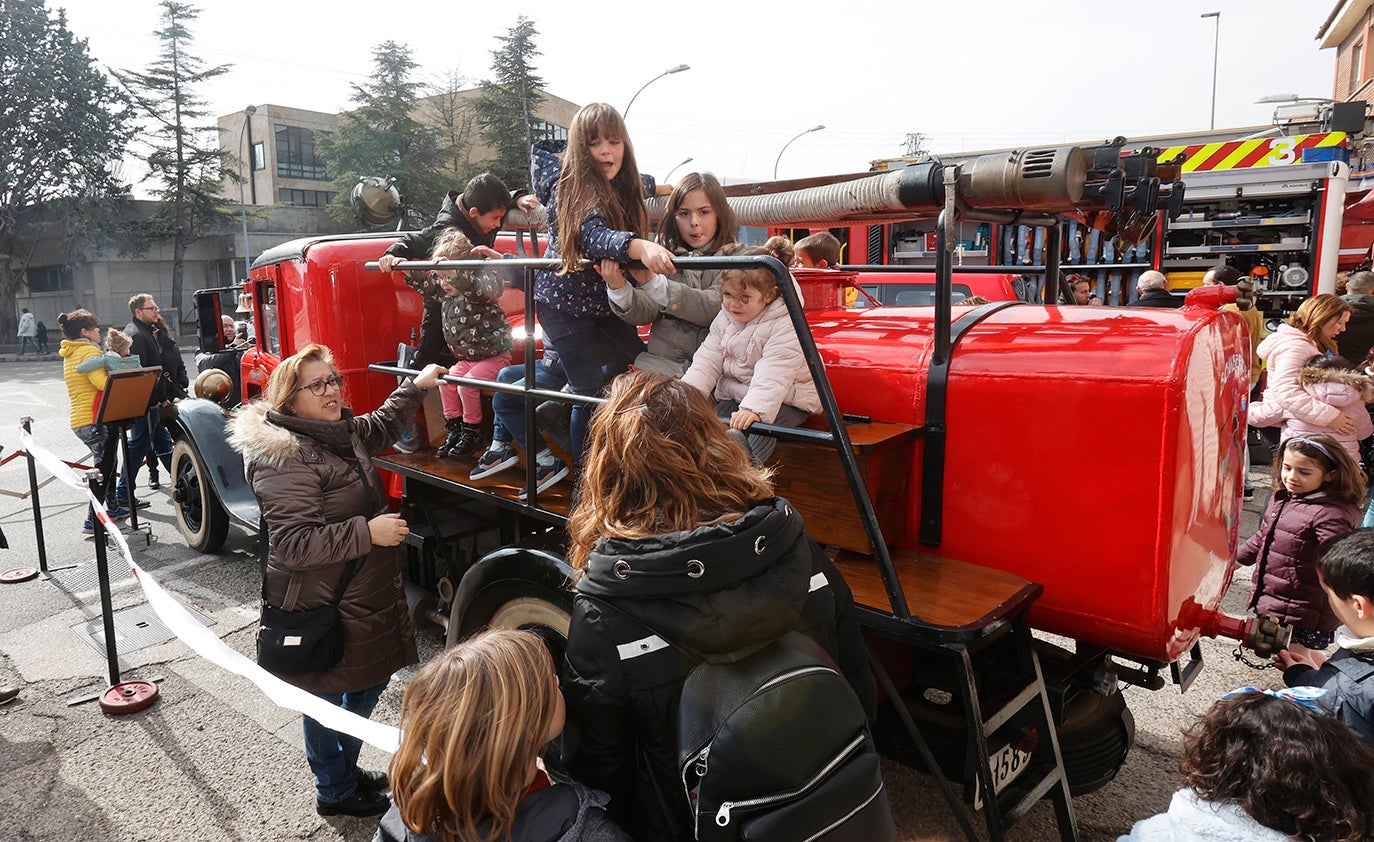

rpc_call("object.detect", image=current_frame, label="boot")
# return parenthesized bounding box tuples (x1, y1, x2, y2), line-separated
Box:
(435, 418, 465, 458)
(451, 421, 483, 457)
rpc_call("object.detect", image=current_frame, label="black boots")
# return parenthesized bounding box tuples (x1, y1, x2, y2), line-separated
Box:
(437, 419, 481, 458)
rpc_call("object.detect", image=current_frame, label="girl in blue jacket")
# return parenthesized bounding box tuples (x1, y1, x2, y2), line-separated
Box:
(530, 102, 676, 473)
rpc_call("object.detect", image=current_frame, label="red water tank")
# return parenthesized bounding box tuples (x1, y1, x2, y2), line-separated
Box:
(812, 301, 1252, 663)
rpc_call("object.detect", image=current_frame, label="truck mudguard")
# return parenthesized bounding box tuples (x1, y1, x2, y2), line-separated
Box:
(446, 546, 576, 646)
(174, 398, 260, 531)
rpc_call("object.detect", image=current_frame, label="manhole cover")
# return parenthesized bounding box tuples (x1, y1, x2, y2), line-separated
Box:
(71, 601, 215, 656)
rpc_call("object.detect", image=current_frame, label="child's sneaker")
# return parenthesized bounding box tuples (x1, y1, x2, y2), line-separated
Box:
(518, 459, 570, 501)
(107, 506, 131, 521)
(392, 425, 420, 454)
(470, 444, 519, 480)
(82, 519, 95, 536)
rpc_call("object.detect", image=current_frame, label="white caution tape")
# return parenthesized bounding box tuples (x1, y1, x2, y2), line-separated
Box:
(20, 428, 401, 754)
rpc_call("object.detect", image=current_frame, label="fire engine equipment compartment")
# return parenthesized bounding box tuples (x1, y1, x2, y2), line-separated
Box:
(809, 300, 1252, 664)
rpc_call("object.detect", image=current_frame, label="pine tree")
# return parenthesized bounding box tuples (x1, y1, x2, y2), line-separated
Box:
(319, 42, 447, 228)
(0, 0, 133, 338)
(115, 0, 234, 322)
(474, 17, 545, 188)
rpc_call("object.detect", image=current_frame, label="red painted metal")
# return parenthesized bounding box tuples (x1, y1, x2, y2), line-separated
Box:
(812, 303, 1251, 662)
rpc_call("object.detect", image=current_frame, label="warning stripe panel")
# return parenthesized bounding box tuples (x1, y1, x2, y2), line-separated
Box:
(1151, 132, 1346, 172)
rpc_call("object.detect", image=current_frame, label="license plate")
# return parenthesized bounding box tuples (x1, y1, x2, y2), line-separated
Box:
(972, 742, 1032, 810)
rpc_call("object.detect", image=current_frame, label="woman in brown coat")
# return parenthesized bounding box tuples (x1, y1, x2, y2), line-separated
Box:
(228, 343, 444, 818)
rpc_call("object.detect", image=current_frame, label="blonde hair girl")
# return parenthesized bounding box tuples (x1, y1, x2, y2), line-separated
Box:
(379, 629, 628, 842)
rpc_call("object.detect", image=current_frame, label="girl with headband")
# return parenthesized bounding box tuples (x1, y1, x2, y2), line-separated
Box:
(1238, 433, 1364, 650)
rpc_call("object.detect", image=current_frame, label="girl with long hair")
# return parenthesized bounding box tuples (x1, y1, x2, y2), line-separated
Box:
(606, 171, 738, 376)
(561, 370, 873, 840)
(377, 629, 628, 842)
(525, 102, 677, 489)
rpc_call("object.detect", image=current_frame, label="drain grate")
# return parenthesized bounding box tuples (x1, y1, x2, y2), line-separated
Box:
(71, 601, 215, 656)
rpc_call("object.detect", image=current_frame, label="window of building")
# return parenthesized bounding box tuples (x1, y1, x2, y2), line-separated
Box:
(274, 125, 329, 180)
(1354, 40, 1365, 96)
(530, 120, 568, 144)
(251, 141, 265, 171)
(277, 188, 336, 207)
(26, 265, 74, 292)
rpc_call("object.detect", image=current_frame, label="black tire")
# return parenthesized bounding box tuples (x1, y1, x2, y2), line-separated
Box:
(171, 439, 230, 553)
(449, 586, 572, 662)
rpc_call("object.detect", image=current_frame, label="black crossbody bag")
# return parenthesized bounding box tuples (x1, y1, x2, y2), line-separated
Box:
(256, 519, 364, 675)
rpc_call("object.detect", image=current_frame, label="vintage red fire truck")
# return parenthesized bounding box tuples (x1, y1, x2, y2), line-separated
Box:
(170, 141, 1280, 839)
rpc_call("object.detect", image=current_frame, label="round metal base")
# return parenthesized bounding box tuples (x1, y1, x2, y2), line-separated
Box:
(98, 681, 159, 714)
(1, 567, 39, 584)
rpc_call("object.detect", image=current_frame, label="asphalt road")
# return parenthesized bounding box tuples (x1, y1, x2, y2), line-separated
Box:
(0, 356, 1274, 841)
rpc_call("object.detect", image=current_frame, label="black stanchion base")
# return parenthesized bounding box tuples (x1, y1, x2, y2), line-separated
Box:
(98, 680, 160, 714)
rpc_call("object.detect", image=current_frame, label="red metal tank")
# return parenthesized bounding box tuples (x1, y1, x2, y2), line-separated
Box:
(811, 301, 1252, 663)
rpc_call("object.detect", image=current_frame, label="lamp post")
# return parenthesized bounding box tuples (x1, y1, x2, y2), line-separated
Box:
(625, 64, 690, 118)
(238, 105, 257, 281)
(665, 156, 693, 183)
(773, 125, 825, 180)
(1202, 12, 1220, 130)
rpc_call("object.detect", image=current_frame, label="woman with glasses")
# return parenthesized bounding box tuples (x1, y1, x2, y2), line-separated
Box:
(228, 343, 445, 818)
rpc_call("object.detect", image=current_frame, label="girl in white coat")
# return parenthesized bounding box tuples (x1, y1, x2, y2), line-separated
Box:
(681, 238, 820, 463)
(1117, 688, 1373, 842)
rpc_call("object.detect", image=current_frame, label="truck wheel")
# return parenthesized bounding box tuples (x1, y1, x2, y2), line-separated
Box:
(450, 587, 572, 661)
(172, 439, 230, 553)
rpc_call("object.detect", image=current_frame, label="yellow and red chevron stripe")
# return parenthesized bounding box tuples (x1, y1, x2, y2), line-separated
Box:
(1152, 132, 1346, 172)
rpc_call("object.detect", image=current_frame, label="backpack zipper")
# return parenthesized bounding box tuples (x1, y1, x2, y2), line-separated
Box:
(801, 781, 885, 842)
(712, 733, 866, 828)
(755, 665, 835, 695)
(683, 745, 710, 838)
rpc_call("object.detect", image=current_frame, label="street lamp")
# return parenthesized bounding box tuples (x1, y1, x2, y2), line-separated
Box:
(624, 64, 690, 118)
(665, 156, 693, 183)
(237, 105, 257, 281)
(773, 125, 825, 180)
(1202, 12, 1220, 130)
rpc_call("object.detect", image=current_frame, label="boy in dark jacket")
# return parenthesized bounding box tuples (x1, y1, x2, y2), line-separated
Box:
(377, 173, 537, 367)
(1279, 528, 1374, 747)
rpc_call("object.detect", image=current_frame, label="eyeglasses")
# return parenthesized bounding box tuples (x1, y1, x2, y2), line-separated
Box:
(293, 374, 345, 396)
(139, 304, 160, 311)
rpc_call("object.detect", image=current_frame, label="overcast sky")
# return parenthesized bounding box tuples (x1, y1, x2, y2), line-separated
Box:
(50, 0, 1340, 188)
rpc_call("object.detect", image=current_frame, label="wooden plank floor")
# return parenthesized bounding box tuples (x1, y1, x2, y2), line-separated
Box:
(377, 449, 574, 518)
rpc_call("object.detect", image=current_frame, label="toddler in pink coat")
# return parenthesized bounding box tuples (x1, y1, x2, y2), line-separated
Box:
(681, 240, 820, 463)
(1253, 355, 1374, 463)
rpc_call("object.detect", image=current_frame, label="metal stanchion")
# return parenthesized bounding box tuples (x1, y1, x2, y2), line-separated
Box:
(20, 418, 49, 573)
(81, 467, 159, 714)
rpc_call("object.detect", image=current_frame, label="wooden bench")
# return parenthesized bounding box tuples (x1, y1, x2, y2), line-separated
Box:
(378, 449, 574, 519)
(771, 421, 916, 555)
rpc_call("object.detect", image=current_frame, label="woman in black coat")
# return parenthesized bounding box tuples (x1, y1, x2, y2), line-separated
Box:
(561, 371, 875, 842)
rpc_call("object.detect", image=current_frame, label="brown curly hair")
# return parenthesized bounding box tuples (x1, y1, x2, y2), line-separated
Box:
(1181, 692, 1374, 842)
(567, 370, 774, 569)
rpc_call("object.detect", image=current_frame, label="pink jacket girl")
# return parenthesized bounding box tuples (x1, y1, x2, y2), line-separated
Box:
(682, 240, 820, 464)
(1248, 294, 1357, 438)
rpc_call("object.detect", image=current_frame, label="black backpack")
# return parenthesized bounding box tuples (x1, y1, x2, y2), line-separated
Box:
(676, 632, 895, 841)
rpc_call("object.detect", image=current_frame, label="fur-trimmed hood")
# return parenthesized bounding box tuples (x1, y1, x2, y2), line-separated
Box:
(1297, 365, 1374, 402)
(227, 399, 359, 469)
(227, 400, 298, 468)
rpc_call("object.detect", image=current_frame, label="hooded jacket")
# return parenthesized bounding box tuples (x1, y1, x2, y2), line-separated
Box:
(1269, 365, 1374, 461)
(384, 191, 502, 260)
(680, 294, 821, 423)
(1237, 487, 1360, 630)
(1116, 789, 1292, 841)
(227, 381, 424, 693)
(562, 498, 875, 841)
(609, 245, 724, 377)
(1248, 324, 1342, 430)
(372, 779, 630, 842)
(59, 338, 107, 430)
(1336, 293, 1374, 364)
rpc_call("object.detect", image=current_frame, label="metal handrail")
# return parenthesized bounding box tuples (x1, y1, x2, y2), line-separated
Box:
(366, 253, 912, 620)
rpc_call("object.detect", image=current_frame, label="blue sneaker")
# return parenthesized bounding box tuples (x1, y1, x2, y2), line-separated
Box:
(392, 425, 420, 454)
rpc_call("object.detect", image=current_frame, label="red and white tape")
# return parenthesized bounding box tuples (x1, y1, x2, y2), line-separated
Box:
(19, 428, 401, 753)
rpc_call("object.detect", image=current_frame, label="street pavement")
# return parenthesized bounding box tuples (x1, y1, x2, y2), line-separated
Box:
(0, 355, 1274, 841)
